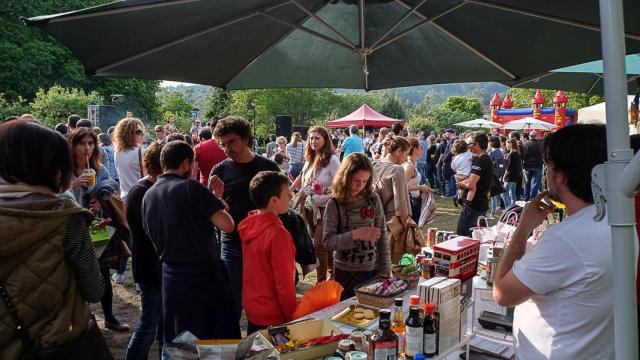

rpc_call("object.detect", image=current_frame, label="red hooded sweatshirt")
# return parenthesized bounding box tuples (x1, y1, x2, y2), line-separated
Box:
(238, 210, 297, 326)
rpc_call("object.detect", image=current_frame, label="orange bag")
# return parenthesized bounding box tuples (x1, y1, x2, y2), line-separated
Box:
(293, 280, 344, 319)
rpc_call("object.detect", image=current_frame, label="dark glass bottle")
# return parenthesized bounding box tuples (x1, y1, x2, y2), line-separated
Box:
(423, 303, 437, 357)
(370, 309, 399, 360)
(405, 296, 424, 359)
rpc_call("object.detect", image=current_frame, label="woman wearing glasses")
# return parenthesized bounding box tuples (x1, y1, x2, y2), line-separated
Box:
(113, 118, 146, 200)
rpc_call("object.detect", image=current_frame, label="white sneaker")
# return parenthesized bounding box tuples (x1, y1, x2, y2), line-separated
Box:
(112, 272, 125, 284)
(135, 283, 141, 293)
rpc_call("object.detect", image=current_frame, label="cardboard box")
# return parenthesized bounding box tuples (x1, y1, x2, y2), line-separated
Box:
(417, 276, 446, 308)
(431, 279, 461, 353)
(258, 319, 343, 360)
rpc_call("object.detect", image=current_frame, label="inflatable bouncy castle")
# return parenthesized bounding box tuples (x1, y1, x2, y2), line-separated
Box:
(490, 90, 578, 129)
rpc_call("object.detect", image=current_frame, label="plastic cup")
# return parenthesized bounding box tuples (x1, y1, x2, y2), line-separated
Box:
(83, 168, 96, 187)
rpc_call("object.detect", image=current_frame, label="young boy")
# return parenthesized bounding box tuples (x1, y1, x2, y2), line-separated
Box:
(238, 171, 297, 333)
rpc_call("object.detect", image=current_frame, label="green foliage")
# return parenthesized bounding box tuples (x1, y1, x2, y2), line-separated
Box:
(379, 94, 407, 120)
(89, 78, 161, 122)
(506, 88, 603, 109)
(440, 96, 483, 117)
(205, 88, 231, 119)
(0, 93, 31, 120)
(158, 90, 194, 132)
(29, 85, 102, 128)
(407, 95, 481, 132)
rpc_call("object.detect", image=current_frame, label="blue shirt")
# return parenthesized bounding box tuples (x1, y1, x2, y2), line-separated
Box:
(417, 139, 429, 164)
(341, 134, 364, 157)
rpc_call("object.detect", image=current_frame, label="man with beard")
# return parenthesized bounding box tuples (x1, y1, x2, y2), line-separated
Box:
(142, 140, 239, 349)
(493, 125, 613, 359)
(208, 116, 280, 326)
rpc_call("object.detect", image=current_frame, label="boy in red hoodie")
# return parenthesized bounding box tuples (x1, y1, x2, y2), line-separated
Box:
(238, 171, 297, 334)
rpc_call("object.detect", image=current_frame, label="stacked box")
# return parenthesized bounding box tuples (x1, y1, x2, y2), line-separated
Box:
(417, 276, 446, 308)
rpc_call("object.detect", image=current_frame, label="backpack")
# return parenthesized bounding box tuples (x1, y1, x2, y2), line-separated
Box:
(491, 149, 506, 178)
(279, 209, 316, 266)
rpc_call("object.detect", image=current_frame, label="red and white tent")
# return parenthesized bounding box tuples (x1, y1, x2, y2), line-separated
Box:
(326, 104, 404, 129)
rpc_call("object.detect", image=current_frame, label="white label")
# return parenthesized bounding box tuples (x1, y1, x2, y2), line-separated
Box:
(424, 333, 436, 354)
(405, 326, 423, 357)
(374, 347, 397, 360)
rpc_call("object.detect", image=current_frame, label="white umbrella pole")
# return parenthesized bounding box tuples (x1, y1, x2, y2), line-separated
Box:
(600, 0, 639, 358)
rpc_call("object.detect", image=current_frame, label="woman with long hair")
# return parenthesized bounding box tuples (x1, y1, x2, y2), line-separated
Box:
(68, 128, 130, 332)
(287, 132, 305, 179)
(113, 118, 145, 200)
(0, 121, 111, 359)
(404, 137, 432, 223)
(373, 135, 412, 224)
(501, 138, 522, 207)
(323, 153, 390, 300)
(291, 126, 340, 282)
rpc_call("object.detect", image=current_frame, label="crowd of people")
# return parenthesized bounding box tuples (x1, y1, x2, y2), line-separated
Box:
(0, 110, 634, 360)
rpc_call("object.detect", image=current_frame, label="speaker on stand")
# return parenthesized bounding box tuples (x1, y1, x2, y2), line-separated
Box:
(275, 115, 292, 140)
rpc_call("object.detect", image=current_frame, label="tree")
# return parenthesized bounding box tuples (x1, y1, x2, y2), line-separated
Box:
(507, 88, 604, 109)
(0, 94, 31, 120)
(441, 96, 483, 117)
(89, 78, 161, 122)
(204, 88, 231, 120)
(158, 90, 194, 132)
(379, 94, 407, 120)
(29, 85, 102, 128)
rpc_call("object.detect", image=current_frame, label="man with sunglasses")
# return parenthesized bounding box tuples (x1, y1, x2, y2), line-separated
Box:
(492, 125, 613, 360)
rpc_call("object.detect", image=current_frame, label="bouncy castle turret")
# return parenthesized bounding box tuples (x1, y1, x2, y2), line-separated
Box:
(531, 89, 546, 119)
(502, 93, 513, 109)
(553, 90, 568, 126)
(490, 92, 502, 122)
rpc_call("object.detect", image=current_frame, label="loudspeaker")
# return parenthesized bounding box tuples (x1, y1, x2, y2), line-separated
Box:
(292, 125, 309, 140)
(275, 115, 292, 139)
(92, 105, 124, 132)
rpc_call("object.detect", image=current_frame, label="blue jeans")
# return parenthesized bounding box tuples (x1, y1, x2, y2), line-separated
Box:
(491, 196, 499, 215)
(416, 162, 428, 185)
(289, 163, 303, 180)
(437, 166, 446, 194)
(447, 177, 456, 197)
(524, 168, 543, 200)
(456, 205, 484, 237)
(126, 284, 161, 360)
(501, 181, 517, 208)
(221, 241, 243, 325)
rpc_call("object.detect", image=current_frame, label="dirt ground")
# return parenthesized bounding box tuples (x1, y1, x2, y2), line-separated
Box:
(94, 196, 467, 359)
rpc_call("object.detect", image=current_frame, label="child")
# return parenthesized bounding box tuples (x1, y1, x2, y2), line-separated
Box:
(272, 152, 293, 182)
(238, 171, 296, 333)
(323, 153, 390, 300)
(451, 139, 473, 205)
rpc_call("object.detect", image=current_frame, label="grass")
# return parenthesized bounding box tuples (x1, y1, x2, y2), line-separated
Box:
(422, 193, 500, 235)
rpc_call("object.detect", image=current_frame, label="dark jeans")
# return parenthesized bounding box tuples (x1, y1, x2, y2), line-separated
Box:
(289, 163, 303, 180)
(437, 166, 446, 194)
(524, 168, 543, 201)
(456, 205, 485, 237)
(247, 322, 266, 335)
(126, 284, 161, 360)
(425, 163, 437, 188)
(221, 241, 243, 325)
(117, 257, 128, 276)
(447, 177, 456, 197)
(416, 162, 428, 185)
(99, 264, 118, 324)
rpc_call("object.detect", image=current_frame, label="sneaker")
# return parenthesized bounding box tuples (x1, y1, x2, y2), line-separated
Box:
(105, 320, 130, 332)
(135, 283, 141, 294)
(112, 272, 125, 284)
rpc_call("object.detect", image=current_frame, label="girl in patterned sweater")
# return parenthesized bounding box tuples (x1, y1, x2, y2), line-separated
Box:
(323, 153, 391, 300)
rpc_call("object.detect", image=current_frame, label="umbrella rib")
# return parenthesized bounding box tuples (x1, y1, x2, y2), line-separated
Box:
(509, 71, 555, 88)
(369, 0, 428, 50)
(46, 0, 201, 23)
(226, 1, 330, 87)
(467, 0, 640, 41)
(431, 22, 516, 79)
(369, 1, 467, 54)
(587, 76, 602, 94)
(260, 12, 357, 53)
(359, 0, 365, 53)
(93, 1, 294, 74)
(290, 0, 356, 48)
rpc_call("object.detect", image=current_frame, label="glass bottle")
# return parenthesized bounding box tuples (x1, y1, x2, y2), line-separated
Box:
(370, 309, 399, 360)
(405, 295, 424, 359)
(390, 298, 406, 356)
(423, 303, 437, 358)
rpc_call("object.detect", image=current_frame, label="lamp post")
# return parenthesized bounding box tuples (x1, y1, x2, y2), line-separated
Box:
(247, 103, 257, 151)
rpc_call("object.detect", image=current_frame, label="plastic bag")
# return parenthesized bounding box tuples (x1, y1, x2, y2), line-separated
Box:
(293, 280, 343, 319)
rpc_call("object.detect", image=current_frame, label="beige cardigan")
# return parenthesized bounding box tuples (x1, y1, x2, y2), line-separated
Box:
(373, 160, 411, 219)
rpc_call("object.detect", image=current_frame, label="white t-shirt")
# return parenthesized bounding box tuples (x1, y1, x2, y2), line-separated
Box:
(301, 155, 340, 189)
(114, 147, 144, 199)
(512, 205, 614, 360)
(451, 151, 472, 177)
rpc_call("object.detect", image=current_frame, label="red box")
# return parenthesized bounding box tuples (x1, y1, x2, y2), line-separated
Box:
(433, 237, 480, 281)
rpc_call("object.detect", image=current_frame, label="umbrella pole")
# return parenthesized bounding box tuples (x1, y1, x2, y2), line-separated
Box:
(599, 0, 639, 358)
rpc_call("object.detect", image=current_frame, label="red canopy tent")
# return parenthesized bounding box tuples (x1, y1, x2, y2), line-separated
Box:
(326, 104, 404, 129)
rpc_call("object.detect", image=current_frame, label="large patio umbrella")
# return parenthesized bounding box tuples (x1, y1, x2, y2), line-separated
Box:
(326, 104, 402, 128)
(23, 0, 640, 91)
(510, 53, 640, 94)
(501, 117, 557, 130)
(454, 118, 500, 129)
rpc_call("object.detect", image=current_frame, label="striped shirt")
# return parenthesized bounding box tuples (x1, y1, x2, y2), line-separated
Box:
(286, 142, 305, 165)
(63, 214, 105, 303)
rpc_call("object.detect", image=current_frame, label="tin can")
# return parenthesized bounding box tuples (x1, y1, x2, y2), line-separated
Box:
(346, 351, 368, 360)
(427, 227, 438, 247)
(416, 253, 425, 266)
(436, 231, 445, 244)
(487, 256, 500, 286)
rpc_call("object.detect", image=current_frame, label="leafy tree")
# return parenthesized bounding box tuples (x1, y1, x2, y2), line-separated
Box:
(89, 78, 161, 122)
(441, 96, 483, 117)
(506, 88, 603, 109)
(0, 93, 31, 120)
(158, 90, 194, 132)
(204, 88, 231, 120)
(29, 85, 102, 128)
(379, 94, 407, 120)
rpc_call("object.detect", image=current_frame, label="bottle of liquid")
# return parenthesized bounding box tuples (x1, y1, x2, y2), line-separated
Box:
(369, 309, 399, 360)
(390, 298, 406, 357)
(404, 295, 424, 359)
(423, 303, 437, 358)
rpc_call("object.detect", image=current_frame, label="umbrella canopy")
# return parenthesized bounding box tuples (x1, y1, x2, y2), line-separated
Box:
(23, 0, 640, 91)
(454, 118, 500, 128)
(501, 117, 557, 130)
(510, 53, 640, 94)
(326, 104, 402, 128)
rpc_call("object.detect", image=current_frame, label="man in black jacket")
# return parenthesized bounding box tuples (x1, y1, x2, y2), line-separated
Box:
(522, 131, 544, 200)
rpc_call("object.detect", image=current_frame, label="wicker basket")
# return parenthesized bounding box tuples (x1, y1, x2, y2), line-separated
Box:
(354, 277, 409, 308)
(391, 265, 421, 288)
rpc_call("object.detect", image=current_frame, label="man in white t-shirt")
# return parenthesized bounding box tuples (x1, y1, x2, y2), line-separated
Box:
(492, 124, 613, 360)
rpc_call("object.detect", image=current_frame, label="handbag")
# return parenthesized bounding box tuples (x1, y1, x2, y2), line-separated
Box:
(0, 280, 113, 360)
